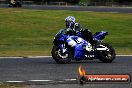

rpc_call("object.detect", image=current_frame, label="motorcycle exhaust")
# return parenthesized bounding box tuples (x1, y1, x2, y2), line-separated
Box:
(96, 45, 108, 51)
(96, 47, 108, 51)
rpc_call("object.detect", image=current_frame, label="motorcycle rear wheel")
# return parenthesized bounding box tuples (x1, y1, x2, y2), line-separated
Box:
(98, 43, 116, 63)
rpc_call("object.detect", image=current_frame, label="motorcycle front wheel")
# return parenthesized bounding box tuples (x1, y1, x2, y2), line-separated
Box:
(51, 46, 73, 64)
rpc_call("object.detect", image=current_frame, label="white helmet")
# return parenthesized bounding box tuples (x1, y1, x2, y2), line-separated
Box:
(65, 16, 75, 29)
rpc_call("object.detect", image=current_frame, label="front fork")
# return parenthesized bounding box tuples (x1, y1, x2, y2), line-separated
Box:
(58, 44, 67, 54)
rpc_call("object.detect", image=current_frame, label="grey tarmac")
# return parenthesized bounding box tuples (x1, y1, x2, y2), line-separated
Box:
(0, 56, 132, 88)
(0, 4, 132, 13)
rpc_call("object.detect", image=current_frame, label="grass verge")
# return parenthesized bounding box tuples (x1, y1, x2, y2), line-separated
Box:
(0, 8, 132, 56)
(0, 83, 26, 88)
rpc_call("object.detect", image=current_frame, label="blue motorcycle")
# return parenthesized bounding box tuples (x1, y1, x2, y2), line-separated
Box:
(51, 29, 116, 64)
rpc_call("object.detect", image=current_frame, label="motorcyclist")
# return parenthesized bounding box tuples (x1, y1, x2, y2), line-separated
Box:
(8, 0, 22, 7)
(8, 0, 16, 6)
(65, 16, 93, 52)
(65, 16, 81, 36)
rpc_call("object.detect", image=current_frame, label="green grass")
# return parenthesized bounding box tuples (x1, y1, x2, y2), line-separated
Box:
(0, 8, 132, 56)
(0, 83, 25, 88)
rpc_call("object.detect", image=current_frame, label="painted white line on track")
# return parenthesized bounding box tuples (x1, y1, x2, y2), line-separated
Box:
(0, 55, 132, 59)
(29, 80, 53, 82)
(27, 56, 52, 58)
(28, 55, 132, 57)
(6, 81, 25, 83)
(0, 79, 78, 83)
(116, 55, 132, 56)
(64, 79, 77, 81)
(0, 57, 24, 59)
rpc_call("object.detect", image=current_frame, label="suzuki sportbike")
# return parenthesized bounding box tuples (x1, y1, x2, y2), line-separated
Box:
(51, 29, 116, 64)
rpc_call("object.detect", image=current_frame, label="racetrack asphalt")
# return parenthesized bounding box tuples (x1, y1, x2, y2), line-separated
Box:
(23, 5, 132, 13)
(0, 56, 132, 88)
(0, 4, 132, 13)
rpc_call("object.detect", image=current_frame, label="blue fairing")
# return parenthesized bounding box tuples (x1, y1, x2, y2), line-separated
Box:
(54, 29, 67, 41)
(66, 36, 86, 59)
(74, 43, 85, 59)
(93, 31, 108, 40)
(54, 29, 87, 60)
(76, 31, 82, 37)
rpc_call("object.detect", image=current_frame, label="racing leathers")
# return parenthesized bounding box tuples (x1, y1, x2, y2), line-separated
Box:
(65, 23, 93, 52)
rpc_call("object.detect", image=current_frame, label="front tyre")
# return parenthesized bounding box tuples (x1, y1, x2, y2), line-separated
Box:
(98, 43, 116, 63)
(51, 46, 73, 64)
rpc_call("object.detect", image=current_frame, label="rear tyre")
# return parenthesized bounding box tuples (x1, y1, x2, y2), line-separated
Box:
(51, 46, 73, 64)
(98, 43, 116, 63)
